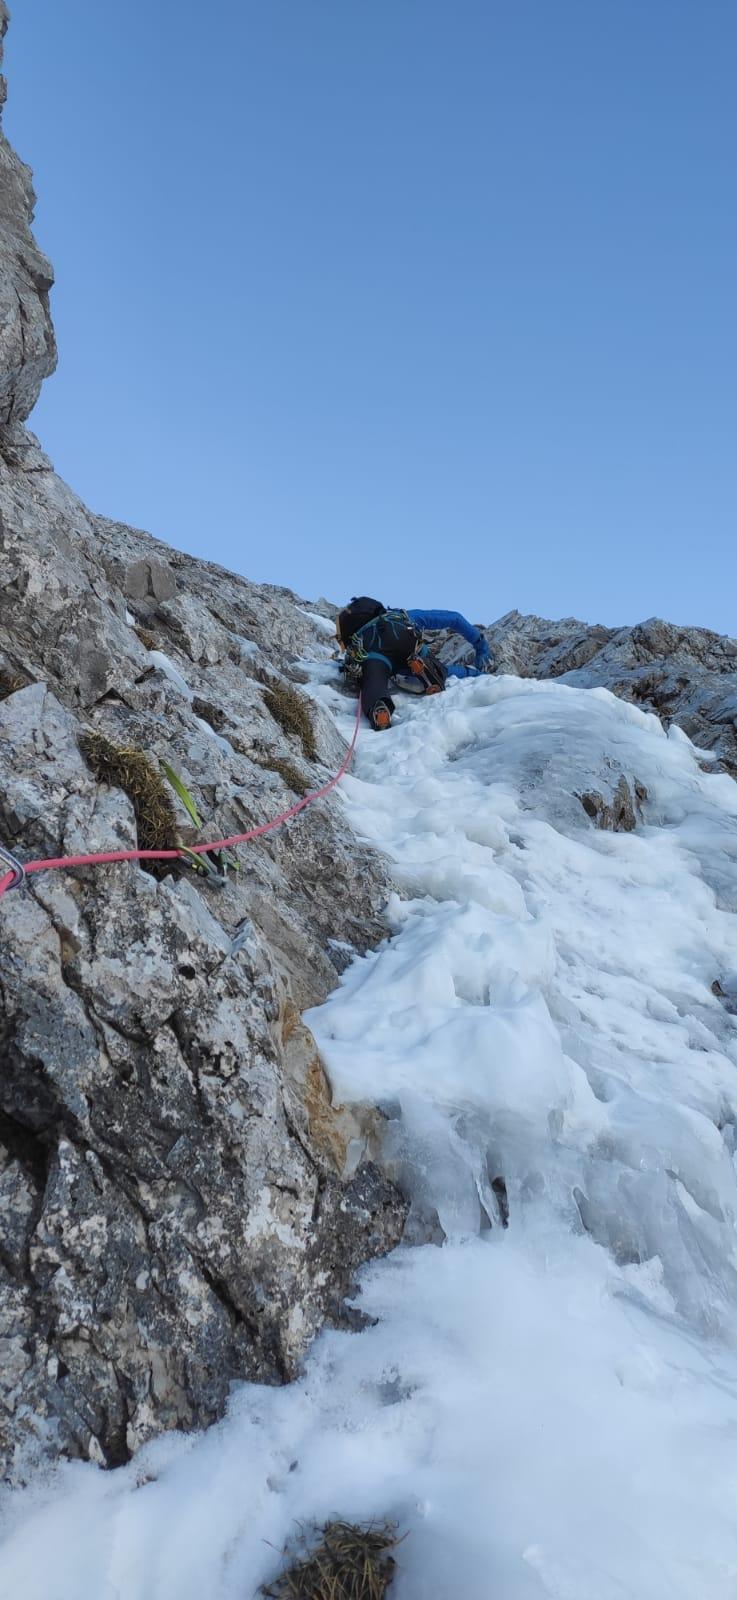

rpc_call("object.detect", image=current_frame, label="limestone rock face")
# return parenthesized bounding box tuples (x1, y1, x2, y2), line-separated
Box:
(0, 426, 405, 1477)
(0, 6, 404, 1480)
(0, 5, 56, 423)
(477, 611, 737, 777)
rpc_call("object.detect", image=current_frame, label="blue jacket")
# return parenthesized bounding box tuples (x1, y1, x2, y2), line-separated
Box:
(407, 609, 490, 672)
(407, 609, 482, 648)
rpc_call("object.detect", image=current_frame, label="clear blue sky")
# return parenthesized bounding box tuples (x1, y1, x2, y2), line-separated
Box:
(5, 1, 736, 632)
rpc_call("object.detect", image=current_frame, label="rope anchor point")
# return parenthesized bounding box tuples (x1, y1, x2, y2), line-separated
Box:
(0, 844, 26, 893)
(0, 696, 362, 904)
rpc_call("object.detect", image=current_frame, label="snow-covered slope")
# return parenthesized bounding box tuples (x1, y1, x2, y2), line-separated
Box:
(482, 609, 737, 778)
(2, 671, 737, 1599)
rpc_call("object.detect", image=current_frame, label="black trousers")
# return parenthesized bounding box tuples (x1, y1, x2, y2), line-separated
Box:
(352, 618, 420, 721)
(359, 658, 395, 720)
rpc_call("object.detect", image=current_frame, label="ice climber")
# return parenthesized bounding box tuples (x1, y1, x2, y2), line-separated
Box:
(336, 596, 493, 730)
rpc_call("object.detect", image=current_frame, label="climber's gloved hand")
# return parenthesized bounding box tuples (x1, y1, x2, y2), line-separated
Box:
(474, 636, 493, 672)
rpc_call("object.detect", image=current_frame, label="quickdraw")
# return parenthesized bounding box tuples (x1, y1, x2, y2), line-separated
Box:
(0, 845, 25, 892)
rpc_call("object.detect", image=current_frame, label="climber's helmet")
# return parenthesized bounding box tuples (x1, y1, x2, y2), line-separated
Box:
(337, 596, 385, 647)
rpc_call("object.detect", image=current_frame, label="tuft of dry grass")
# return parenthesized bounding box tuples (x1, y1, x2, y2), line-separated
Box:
(262, 1520, 400, 1600)
(257, 754, 309, 796)
(134, 625, 157, 651)
(79, 730, 179, 859)
(0, 669, 29, 700)
(263, 682, 317, 763)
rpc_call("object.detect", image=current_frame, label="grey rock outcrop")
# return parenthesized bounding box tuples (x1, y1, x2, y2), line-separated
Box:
(713, 975, 737, 1017)
(0, 429, 406, 1478)
(578, 775, 647, 833)
(0, 5, 56, 422)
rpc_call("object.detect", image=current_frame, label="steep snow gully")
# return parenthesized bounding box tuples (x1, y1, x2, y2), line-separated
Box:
(3, 653, 737, 1599)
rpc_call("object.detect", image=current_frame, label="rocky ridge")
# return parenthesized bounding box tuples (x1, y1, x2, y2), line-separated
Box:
(433, 607, 737, 833)
(482, 609, 737, 778)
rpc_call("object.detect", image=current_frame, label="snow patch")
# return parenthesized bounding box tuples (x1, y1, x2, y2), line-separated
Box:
(235, 635, 260, 659)
(193, 715, 234, 756)
(296, 606, 337, 637)
(148, 650, 194, 701)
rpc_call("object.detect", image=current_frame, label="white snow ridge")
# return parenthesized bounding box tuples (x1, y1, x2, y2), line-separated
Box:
(3, 673, 737, 1599)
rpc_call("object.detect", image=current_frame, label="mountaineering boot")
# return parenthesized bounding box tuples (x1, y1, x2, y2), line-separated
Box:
(370, 701, 392, 731)
(408, 650, 446, 695)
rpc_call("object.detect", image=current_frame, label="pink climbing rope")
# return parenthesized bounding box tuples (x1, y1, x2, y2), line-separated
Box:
(0, 696, 362, 901)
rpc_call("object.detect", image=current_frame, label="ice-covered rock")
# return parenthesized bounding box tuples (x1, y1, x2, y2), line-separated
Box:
(4, 673, 737, 1599)
(480, 609, 737, 776)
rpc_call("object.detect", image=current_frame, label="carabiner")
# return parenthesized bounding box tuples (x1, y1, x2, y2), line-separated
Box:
(0, 844, 26, 892)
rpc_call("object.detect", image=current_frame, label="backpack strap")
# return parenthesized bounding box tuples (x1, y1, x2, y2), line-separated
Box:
(362, 649, 393, 668)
